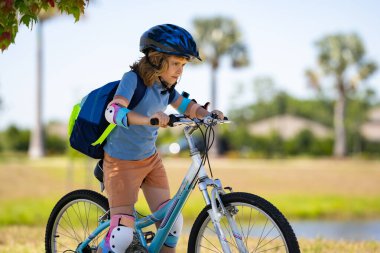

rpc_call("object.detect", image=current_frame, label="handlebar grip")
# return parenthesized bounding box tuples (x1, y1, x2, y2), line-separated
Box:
(211, 113, 229, 121)
(150, 118, 159, 125)
(151, 115, 179, 126)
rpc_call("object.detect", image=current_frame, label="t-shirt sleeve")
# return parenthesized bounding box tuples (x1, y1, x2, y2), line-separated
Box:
(115, 71, 138, 102)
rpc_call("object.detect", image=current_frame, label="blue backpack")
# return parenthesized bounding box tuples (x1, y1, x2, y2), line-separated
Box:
(68, 72, 176, 159)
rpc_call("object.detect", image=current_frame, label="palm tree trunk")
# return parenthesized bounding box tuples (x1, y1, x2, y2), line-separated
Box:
(210, 64, 218, 110)
(209, 64, 219, 157)
(333, 80, 346, 158)
(28, 21, 45, 158)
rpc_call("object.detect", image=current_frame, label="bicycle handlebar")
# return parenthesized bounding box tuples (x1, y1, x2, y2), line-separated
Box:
(150, 114, 229, 127)
(150, 118, 160, 126)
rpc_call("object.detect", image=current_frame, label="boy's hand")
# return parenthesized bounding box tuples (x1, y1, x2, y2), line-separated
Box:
(210, 110, 224, 120)
(150, 111, 169, 127)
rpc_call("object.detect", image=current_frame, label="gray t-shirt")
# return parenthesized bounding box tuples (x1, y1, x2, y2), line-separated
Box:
(104, 71, 179, 160)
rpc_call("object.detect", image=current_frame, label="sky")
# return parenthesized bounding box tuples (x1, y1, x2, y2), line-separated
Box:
(0, 0, 379, 130)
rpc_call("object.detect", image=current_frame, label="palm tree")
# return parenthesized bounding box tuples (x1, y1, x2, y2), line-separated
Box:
(306, 33, 377, 158)
(28, 8, 58, 158)
(192, 17, 249, 155)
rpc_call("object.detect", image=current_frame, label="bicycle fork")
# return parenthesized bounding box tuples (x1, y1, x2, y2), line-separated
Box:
(198, 178, 248, 253)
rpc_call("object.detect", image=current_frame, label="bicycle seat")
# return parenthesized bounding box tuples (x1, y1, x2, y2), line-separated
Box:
(94, 160, 104, 183)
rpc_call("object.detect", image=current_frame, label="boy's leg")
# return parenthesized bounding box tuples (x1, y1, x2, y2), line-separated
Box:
(142, 184, 178, 253)
(141, 153, 181, 253)
(142, 185, 171, 213)
(99, 153, 152, 253)
(96, 210, 135, 253)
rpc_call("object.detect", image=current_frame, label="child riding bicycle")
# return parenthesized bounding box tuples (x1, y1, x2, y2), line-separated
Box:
(98, 24, 224, 253)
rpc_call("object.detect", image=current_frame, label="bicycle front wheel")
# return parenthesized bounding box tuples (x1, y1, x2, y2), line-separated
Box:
(45, 189, 109, 253)
(188, 192, 300, 253)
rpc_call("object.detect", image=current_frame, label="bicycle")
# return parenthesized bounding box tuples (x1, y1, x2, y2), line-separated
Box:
(45, 114, 300, 253)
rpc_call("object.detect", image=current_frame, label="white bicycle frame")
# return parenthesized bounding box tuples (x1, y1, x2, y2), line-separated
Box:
(175, 117, 249, 253)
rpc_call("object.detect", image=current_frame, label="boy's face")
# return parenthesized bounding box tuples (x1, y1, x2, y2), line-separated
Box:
(160, 56, 188, 86)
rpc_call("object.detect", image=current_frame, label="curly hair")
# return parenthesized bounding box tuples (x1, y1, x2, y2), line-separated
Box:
(130, 51, 170, 86)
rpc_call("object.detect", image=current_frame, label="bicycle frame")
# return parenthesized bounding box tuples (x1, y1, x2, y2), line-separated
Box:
(77, 119, 248, 253)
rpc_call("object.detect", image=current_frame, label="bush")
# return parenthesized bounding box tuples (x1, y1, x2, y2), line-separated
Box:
(2, 125, 30, 151)
(284, 130, 333, 156)
(0, 124, 67, 155)
(224, 127, 334, 157)
(45, 134, 67, 155)
(360, 140, 380, 157)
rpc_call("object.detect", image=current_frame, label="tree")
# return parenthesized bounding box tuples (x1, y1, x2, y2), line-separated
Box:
(1, 2, 89, 157)
(306, 33, 377, 157)
(192, 16, 249, 155)
(0, 0, 89, 51)
(0, 81, 2, 110)
(28, 10, 60, 158)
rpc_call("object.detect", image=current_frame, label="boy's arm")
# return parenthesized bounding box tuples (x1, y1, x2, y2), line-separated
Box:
(171, 95, 223, 119)
(106, 96, 150, 126)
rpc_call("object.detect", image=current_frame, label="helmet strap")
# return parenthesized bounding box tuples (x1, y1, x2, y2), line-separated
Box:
(146, 52, 163, 71)
(159, 76, 176, 95)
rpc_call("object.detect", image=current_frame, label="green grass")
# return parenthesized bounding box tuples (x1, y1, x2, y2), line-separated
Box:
(1, 156, 380, 226)
(269, 194, 380, 220)
(0, 198, 57, 226)
(2, 192, 379, 227)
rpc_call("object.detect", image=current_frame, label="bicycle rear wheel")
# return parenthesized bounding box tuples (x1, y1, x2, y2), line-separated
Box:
(188, 192, 300, 253)
(45, 189, 109, 253)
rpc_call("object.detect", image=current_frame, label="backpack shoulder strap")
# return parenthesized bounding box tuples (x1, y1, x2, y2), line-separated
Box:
(124, 71, 176, 108)
(128, 71, 146, 110)
(168, 89, 177, 104)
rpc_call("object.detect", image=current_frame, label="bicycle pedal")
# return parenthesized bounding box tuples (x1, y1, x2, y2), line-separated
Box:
(143, 231, 155, 243)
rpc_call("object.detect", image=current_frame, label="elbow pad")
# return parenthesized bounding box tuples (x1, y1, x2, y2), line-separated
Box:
(105, 103, 130, 128)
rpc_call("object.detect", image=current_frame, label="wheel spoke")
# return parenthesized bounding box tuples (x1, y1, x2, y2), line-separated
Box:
(255, 234, 283, 252)
(201, 235, 223, 253)
(190, 193, 299, 253)
(46, 191, 109, 253)
(199, 244, 223, 253)
(255, 244, 285, 253)
(254, 218, 269, 251)
(60, 209, 81, 243)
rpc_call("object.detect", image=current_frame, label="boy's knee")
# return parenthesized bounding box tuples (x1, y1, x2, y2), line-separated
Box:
(164, 213, 183, 248)
(110, 225, 134, 253)
(105, 214, 135, 253)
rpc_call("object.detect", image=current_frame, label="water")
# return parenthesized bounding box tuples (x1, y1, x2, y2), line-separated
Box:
(291, 220, 380, 241)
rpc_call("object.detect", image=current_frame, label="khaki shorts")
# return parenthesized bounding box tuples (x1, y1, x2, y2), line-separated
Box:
(103, 152, 169, 208)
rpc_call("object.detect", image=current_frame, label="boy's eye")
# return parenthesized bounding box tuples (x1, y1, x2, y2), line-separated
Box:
(174, 62, 186, 66)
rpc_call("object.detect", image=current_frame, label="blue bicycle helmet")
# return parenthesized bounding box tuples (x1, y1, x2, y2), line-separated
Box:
(140, 24, 201, 61)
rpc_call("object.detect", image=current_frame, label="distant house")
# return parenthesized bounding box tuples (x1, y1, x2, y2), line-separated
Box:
(248, 114, 332, 140)
(360, 107, 380, 141)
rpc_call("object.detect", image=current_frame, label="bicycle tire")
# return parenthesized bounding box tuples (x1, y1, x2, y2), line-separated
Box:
(45, 189, 109, 253)
(188, 192, 300, 253)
